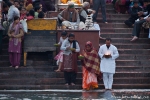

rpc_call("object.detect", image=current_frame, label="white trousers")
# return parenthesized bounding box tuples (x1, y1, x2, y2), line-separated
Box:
(103, 72, 114, 89)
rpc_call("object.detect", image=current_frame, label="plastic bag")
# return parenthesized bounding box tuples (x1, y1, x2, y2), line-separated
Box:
(20, 19, 28, 33)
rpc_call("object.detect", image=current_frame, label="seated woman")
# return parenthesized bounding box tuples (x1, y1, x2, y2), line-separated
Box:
(34, 6, 42, 18)
(38, 11, 45, 18)
(82, 41, 101, 90)
(58, 2, 80, 28)
(26, 9, 34, 20)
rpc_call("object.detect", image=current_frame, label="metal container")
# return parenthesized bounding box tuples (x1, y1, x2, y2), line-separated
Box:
(74, 25, 78, 30)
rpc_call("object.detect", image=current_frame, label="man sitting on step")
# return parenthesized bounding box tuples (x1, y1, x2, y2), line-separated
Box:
(58, 2, 80, 29)
(131, 1, 150, 41)
(124, 0, 143, 28)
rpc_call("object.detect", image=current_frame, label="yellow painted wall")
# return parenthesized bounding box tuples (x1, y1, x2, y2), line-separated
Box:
(27, 19, 57, 30)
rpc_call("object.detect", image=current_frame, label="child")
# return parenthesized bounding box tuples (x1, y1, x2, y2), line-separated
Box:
(54, 31, 68, 72)
(20, 7, 27, 20)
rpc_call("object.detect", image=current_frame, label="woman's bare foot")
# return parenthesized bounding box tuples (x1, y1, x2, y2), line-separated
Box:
(130, 36, 138, 41)
(71, 83, 75, 86)
(104, 22, 108, 24)
(55, 69, 61, 72)
(15, 66, 19, 69)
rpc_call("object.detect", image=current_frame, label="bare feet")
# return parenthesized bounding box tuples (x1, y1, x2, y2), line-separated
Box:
(15, 66, 19, 69)
(130, 36, 138, 41)
(71, 83, 75, 86)
(65, 83, 69, 86)
(104, 22, 108, 24)
(55, 69, 61, 72)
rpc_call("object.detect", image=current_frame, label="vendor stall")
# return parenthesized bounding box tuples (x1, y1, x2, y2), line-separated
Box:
(24, 19, 57, 66)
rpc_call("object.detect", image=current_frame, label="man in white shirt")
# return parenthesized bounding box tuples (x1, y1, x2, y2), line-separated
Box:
(98, 38, 119, 90)
(61, 33, 80, 86)
(7, 1, 20, 23)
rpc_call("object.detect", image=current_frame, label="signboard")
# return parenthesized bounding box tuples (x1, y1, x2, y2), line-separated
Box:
(27, 19, 57, 30)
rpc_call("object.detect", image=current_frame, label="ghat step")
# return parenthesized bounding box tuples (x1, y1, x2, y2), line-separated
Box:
(1, 54, 150, 61)
(100, 38, 150, 43)
(0, 77, 149, 85)
(0, 71, 150, 78)
(0, 84, 150, 90)
(101, 33, 148, 38)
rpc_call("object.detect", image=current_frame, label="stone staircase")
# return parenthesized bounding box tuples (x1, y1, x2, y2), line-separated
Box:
(0, 4, 150, 90)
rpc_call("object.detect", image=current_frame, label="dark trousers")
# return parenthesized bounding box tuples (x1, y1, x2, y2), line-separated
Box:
(132, 19, 146, 37)
(93, 0, 107, 22)
(64, 71, 77, 84)
(124, 18, 136, 27)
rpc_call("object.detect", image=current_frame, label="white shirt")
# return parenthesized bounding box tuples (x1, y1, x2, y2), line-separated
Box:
(61, 39, 80, 55)
(8, 5, 20, 22)
(58, 37, 68, 45)
(98, 44, 119, 74)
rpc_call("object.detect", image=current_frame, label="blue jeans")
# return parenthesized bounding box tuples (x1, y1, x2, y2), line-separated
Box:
(93, 0, 107, 22)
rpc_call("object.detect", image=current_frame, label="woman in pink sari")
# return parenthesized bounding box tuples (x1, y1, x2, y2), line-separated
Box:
(82, 41, 101, 90)
(8, 16, 24, 69)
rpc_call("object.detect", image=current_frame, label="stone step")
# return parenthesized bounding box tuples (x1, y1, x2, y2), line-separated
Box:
(101, 28, 133, 33)
(106, 4, 114, 9)
(97, 18, 126, 23)
(101, 33, 148, 38)
(98, 14, 130, 19)
(1, 58, 150, 66)
(0, 70, 150, 78)
(118, 49, 150, 54)
(116, 60, 150, 66)
(100, 38, 150, 44)
(99, 9, 116, 14)
(0, 84, 150, 90)
(99, 23, 129, 28)
(1, 45, 150, 57)
(115, 44, 150, 49)
(118, 54, 150, 60)
(0, 77, 149, 85)
(1, 53, 150, 61)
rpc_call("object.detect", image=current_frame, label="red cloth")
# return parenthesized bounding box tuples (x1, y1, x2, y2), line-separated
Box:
(26, 16, 34, 20)
(82, 41, 102, 80)
(61, 53, 78, 72)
